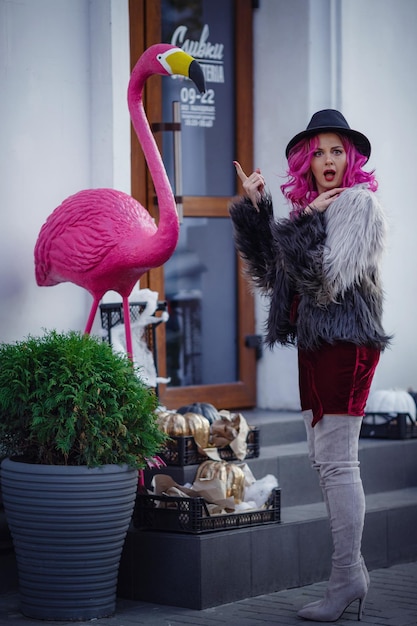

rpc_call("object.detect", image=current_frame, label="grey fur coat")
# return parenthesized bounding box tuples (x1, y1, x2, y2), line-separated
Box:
(229, 185, 391, 351)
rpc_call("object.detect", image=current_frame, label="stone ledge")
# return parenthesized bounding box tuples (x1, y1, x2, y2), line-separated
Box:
(117, 489, 417, 609)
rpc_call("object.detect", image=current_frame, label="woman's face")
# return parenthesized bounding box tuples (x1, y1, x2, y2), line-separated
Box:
(310, 133, 347, 194)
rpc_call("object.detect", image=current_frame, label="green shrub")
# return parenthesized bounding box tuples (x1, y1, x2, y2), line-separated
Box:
(0, 329, 165, 467)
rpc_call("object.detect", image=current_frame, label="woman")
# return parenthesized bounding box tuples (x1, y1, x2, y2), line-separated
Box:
(230, 109, 390, 622)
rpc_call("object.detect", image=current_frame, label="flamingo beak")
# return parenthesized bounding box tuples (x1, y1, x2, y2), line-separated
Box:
(189, 59, 206, 94)
(164, 49, 206, 94)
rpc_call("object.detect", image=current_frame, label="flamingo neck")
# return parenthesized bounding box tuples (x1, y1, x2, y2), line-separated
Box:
(128, 79, 180, 260)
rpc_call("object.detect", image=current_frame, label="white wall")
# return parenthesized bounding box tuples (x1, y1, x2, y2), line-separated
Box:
(253, 0, 417, 408)
(252, 0, 311, 409)
(339, 0, 417, 391)
(0, 0, 129, 342)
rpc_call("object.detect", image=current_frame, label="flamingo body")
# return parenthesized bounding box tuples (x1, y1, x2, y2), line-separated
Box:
(34, 44, 205, 357)
(35, 188, 160, 299)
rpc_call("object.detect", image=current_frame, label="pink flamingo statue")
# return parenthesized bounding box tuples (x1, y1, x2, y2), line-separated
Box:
(34, 44, 205, 360)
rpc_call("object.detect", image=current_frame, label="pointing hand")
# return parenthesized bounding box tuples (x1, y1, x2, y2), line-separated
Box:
(234, 161, 265, 209)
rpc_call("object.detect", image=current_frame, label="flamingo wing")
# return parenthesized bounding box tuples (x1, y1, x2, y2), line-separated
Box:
(34, 189, 157, 288)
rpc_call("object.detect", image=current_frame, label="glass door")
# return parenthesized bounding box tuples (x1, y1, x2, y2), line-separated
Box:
(129, 0, 257, 410)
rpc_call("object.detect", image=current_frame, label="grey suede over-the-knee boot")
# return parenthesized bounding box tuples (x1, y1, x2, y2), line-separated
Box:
(303, 411, 370, 588)
(298, 414, 368, 622)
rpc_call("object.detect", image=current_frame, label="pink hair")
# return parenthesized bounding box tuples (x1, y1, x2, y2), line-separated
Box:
(280, 134, 378, 219)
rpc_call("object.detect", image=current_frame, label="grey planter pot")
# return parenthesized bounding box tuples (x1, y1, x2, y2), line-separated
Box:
(1, 457, 137, 621)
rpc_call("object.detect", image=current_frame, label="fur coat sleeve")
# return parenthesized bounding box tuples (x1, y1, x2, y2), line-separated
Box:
(229, 193, 326, 346)
(228, 193, 276, 292)
(228, 193, 326, 293)
(321, 185, 387, 301)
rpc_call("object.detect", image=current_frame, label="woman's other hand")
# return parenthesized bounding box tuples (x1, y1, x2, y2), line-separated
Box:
(308, 188, 346, 213)
(234, 161, 265, 209)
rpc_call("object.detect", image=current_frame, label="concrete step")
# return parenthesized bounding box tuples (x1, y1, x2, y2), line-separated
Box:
(118, 486, 417, 609)
(251, 437, 417, 505)
(116, 410, 417, 609)
(242, 409, 306, 446)
(144, 433, 417, 507)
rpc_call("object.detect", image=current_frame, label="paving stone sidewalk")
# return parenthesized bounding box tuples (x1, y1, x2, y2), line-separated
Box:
(1, 561, 416, 625)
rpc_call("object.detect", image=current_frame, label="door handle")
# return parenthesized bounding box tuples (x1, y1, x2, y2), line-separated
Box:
(245, 334, 263, 360)
(151, 102, 183, 222)
(172, 101, 183, 223)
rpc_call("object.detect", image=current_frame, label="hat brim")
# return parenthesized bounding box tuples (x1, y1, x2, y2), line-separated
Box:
(285, 127, 371, 161)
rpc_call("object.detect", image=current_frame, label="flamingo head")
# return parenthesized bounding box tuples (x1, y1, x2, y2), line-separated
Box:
(130, 43, 206, 96)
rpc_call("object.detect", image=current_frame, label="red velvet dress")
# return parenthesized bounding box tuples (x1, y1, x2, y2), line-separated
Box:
(298, 342, 380, 426)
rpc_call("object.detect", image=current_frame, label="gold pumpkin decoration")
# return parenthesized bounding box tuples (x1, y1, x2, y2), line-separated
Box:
(156, 411, 190, 437)
(195, 460, 246, 503)
(156, 410, 210, 450)
(182, 412, 211, 450)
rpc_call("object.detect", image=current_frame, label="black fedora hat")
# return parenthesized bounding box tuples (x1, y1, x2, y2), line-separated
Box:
(285, 109, 371, 160)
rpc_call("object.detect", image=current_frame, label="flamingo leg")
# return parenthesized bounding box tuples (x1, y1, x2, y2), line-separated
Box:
(84, 296, 101, 335)
(122, 297, 133, 361)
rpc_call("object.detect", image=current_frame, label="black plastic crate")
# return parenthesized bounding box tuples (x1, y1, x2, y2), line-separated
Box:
(361, 412, 417, 439)
(134, 487, 280, 534)
(159, 427, 260, 466)
(100, 300, 167, 344)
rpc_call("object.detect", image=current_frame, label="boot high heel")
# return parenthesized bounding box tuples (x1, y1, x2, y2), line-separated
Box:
(297, 561, 367, 622)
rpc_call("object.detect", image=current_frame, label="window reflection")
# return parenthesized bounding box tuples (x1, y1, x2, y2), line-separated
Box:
(162, 0, 235, 197)
(165, 218, 237, 386)
(161, 0, 237, 388)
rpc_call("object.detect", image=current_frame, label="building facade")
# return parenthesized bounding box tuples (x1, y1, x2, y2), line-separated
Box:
(1, 0, 416, 410)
